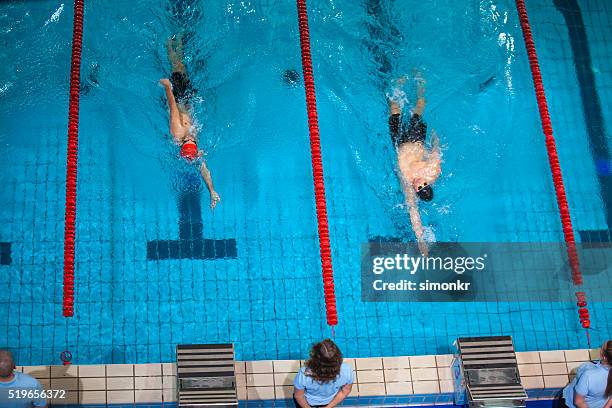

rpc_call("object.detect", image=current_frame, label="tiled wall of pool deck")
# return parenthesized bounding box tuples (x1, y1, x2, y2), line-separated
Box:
(17, 348, 600, 406)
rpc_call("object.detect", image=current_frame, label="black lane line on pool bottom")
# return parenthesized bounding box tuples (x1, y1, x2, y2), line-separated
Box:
(147, 189, 237, 260)
(0, 242, 11, 265)
(554, 0, 612, 242)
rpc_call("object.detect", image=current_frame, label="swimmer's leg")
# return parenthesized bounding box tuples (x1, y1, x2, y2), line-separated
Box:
(167, 36, 186, 74)
(175, 33, 185, 61)
(414, 72, 426, 116)
(388, 101, 402, 145)
(389, 100, 401, 116)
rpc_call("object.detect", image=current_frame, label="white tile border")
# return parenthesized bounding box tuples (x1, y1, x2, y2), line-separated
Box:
(16, 348, 591, 403)
(383, 356, 411, 369)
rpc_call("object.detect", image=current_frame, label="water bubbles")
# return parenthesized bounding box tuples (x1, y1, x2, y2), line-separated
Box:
(0, 82, 13, 95)
(386, 86, 409, 111)
(282, 69, 300, 88)
(436, 204, 451, 215)
(171, 170, 203, 193)
(422, 226, 437, 243)
(43, 3, 63, 27)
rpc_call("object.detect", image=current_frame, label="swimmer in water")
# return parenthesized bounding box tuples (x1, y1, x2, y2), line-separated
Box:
(388, 74, 441, 256)
(160, 35, 221, 208)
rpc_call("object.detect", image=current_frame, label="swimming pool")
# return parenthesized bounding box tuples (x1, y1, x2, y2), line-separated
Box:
(0, 0, 610, 365)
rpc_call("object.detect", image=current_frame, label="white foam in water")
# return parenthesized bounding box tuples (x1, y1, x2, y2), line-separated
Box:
(386, 86, 409, 110)
(436, 203, 451, 215)
(0, 82, 12, 95)
(44, 4, 64, 27)
(422, 226, 437, 243)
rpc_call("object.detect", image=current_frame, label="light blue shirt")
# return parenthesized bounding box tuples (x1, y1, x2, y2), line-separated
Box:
(294, 363, 354, 406)
(563, 362, 610, 408)
(0, 372, 46, 408)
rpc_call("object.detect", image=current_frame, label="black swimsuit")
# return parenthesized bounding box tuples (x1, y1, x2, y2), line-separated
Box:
(389, 112, 427, 147)
(170, 71, 196, 105)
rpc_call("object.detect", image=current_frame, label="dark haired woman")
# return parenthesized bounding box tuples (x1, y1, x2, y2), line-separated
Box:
(293, 339, 354, 408)
(562, 340, 611, 408)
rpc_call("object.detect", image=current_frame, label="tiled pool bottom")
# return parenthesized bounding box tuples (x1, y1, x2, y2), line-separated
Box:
(19, 348, 598, 407)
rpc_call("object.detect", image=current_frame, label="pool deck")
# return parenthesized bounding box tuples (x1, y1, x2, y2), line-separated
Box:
(16, 347, 599, 407)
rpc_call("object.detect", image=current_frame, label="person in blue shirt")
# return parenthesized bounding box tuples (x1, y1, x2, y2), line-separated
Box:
(293, 339, 354, 408)
(0, 350, 47, 408)
(562, 340, 611, 408)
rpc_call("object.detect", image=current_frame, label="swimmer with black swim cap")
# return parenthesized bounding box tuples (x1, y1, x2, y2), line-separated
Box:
(388, 73, 441, 255)
(160, 35, 220, 209)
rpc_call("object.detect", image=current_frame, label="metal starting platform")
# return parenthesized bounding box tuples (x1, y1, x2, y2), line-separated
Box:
(452, 336, 527, 408)
(176, 344, 238, 408)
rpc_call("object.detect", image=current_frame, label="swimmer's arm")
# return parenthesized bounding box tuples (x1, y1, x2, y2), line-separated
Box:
(199, 160, 214, 192)
(199, 160, 221, 209)
(431, 130, 440, 152)
(402, 182, 429, 256)
(160, 79, 181, 128)
(428, 131, 442, 178)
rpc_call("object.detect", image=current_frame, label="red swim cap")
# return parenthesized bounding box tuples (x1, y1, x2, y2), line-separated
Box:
(180, 141, 198, 161)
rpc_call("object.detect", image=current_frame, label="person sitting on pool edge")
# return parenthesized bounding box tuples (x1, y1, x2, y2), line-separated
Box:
(562, 340, 611, 408)
(388, 74, 441, 256)
(159, 35, 221, 208)
(293, 339, 354, 408)
(0, 350, 47, 408)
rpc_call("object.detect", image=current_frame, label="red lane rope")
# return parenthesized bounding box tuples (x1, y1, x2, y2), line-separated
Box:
(63, 0, 85, 318)
(515, 0, 590, 345)
(296, 0, 338, 327)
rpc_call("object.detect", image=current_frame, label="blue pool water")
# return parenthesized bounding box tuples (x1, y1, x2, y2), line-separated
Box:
(0, 0, 610, 365)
